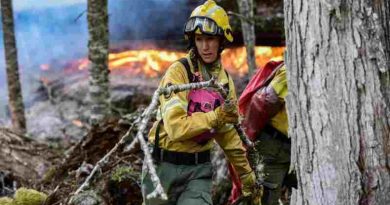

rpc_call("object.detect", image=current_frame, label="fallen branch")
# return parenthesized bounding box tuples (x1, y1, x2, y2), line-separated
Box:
(72, 77, 253, 202)
(122, 79, 221, 153)
(122, 109, 157, 154)
(212, 82, 254, 148)
(72, 78, 218, 202)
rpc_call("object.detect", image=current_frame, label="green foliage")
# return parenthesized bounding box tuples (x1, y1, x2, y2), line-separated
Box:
(41, 167, 57, 184)
(13, 188, 47, 205)
(111, 166, 139, 183)
(0, 197, 14, 205)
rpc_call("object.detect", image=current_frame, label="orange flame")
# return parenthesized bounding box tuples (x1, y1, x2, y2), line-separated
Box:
(222, 46, 284, 76)
(50, 46, 284, 77)
(108, 50, 185, 77)
(77, 59, 89, 70)
(72, 119, 84, 127)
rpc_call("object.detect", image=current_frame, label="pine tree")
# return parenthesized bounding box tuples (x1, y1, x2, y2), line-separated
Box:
(1, 0, 26, 134)
(87, 0, 110, 125)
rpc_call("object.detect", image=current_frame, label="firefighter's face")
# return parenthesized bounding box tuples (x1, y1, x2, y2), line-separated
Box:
(195, 34, 220, 64)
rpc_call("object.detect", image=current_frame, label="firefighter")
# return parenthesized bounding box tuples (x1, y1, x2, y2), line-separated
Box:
(241, 61, 297, 205)
(141, 1, 256, 205)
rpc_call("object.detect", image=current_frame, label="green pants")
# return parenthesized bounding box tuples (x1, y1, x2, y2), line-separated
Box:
(141, 161, 213, 205)
(257, 132, 291, 205)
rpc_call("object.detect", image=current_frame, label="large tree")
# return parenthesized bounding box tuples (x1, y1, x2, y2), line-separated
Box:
(285, 0, 390, 204)
(1, 0, 26, 134)
(236, 0, 257, 76)
(87, 0, 110, 125)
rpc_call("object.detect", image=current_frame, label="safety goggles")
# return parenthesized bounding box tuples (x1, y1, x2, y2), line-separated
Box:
(184, 17, 224, 36)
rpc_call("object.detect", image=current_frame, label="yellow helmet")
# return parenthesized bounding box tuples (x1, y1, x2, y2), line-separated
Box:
(184, 0, 233, 42)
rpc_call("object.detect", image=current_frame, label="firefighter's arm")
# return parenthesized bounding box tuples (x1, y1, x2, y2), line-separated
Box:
(215, 128, 252, 176)
(214, 128, 255, 195)
(241, 66, 287, 140)
(160, 62, 219, 142)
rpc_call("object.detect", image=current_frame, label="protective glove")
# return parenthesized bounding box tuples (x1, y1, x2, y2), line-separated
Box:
(222, 99, 237, 113)
(214, 101, 238, 128)
(240, 171, 256, 197)
(240, 171, 262, 205)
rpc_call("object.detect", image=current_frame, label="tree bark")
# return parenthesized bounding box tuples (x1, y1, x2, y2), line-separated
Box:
(1, 0, 26, 134)
(236, 0, 257, 76)
(87, 0, 110, 125)
(285, 0, 390, 204)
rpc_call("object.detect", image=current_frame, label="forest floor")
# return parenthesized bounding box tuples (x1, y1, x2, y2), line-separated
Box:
(0, 69, 252, 204)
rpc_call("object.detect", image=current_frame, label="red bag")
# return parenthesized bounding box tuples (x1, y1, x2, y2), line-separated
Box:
(238, 61, 284, 116)
(228, 61, 284, 205)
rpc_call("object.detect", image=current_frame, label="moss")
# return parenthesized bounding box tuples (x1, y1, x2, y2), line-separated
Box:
(13, 188, 47, 205)
(108, 166, 142, 204)
(0, 197, 14, 205)
(41, 166, 57, 183)
(111, 166, 138, 183)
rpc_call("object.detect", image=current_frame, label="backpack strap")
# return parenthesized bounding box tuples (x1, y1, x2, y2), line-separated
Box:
(178, 57, 201, 83)
(178, 58, 194, 83)
(153, 59, 189, 159)
(224, 70, 231, 95)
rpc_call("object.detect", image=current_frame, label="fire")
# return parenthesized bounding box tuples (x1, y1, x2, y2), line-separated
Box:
(72, 119, 84, 127)
(53, 46, 284, 77)
(222, 46, 284, 75)
(108, 50, 185, 77)
(77, 59, 89, 70)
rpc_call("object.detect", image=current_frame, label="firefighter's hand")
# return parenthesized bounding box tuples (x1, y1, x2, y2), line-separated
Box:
(240, 172, 256, 197)
(214, 102, 238, 127)
(222, 99, 237, 113)
(240, 172, 262, 205)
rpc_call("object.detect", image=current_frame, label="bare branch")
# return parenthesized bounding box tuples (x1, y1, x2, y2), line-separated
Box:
(212, 82, 254, 148)
(123, 79, 219, 152)
(72, 77, 253, 201)
(74, 9, 86, 22)
(139, 78, 218, 200)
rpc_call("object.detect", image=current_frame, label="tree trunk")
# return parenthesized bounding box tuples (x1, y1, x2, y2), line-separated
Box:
(87, 0, 110, 125)
(236, 0, 257, 76)
(285, 0, 390, 204)
(1, 0, 26, 134)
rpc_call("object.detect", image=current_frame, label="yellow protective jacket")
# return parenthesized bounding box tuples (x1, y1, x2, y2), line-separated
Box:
(148, 55, 252, 176)
(269, 65, 288, 135)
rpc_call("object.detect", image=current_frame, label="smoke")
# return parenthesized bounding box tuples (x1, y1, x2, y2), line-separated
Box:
(0, 0, 196, 119)
(110, 0, 190, 41)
